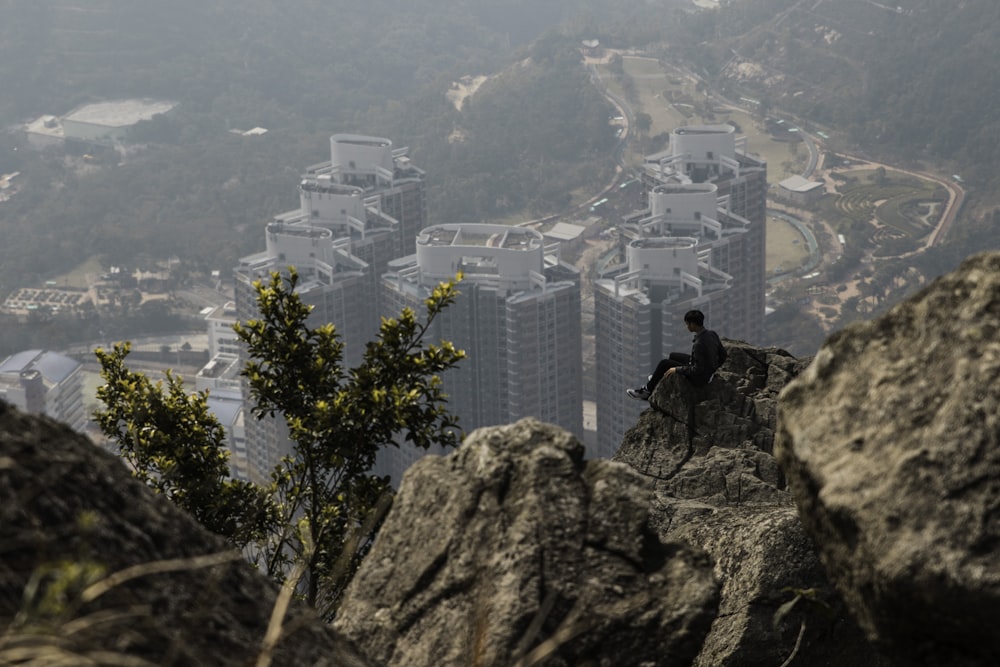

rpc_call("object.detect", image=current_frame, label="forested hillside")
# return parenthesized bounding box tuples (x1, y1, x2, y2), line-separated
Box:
(2, 0, 998, 296)
(669, 0, 1000, 190)
(0, 0, 675, 127)
(0, 0, 505, 124)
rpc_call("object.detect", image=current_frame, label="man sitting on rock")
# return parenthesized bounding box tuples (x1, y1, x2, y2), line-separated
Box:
(627, 309, 727, 400)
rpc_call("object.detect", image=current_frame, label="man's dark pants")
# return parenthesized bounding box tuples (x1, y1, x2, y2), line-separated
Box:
(646, 352, 691, 391)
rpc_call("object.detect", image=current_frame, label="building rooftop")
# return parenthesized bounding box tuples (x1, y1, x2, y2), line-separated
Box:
(330, 134, 392, 148)
(25, 115, 65, 139)
(420, 224, 543, 251)
(544, 223, 586, 242)
(629, 237, 699, 250)
(206, 394, 242, 426)
(779, 175, 824, 193)
(651, 184, 716, 196)
(64, 99, 177, 128)
(300, 178, 365, 196)
(0, 350, 81, 384)
(204, 302, 238, 320)
(673, 124, 735, 136)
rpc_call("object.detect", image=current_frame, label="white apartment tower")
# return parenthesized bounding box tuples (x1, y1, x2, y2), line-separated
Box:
(641, 124, 767, 343)
(379, 224, 583, 481)
(595, 166, 760, 456)
(235, 134, 427, 481)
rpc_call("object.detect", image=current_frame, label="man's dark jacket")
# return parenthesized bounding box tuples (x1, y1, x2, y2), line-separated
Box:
(677, 329, 727, 386)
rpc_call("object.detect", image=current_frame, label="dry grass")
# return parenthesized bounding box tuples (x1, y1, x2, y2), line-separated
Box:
(1, 552, 240, 667)
(767, 215, 810, 274)
(48, 255, 103, 290)
(609, 56, 808, 180)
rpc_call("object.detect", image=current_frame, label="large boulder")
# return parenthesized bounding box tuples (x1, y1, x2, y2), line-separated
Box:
(617, 342, 812, 478)
(616, 341, 885, 666)
(0, 402, 371, 667)
(335, 418, 719, 667)
(776, 251, 1000, 666)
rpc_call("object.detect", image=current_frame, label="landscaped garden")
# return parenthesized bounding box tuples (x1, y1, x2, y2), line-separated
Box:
(819, 169, 946, 257)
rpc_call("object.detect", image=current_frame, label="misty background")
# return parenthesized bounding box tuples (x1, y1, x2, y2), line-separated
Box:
(1, 0, 998, 358)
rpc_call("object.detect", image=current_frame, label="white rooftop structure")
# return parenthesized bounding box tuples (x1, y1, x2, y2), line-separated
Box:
(779, 175, 825, 193)
(414, 224, 551, 291)
(25, 99, 177, 147)
(544, 222, 586, 242)
(64, 99, 177, 128)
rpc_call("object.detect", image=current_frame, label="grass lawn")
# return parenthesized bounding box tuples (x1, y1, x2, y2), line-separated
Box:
(51, 256, 103, 289)
(615, 57, 808, 181)
(623, 56, 700, 135)
(766, 216, 810, 274)
(722, 107, 807, 182)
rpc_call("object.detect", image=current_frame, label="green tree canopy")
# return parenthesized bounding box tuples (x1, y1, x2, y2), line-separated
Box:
(234, 269, 465, 615)
(634, 111, 652, 134)
(94, 343, 273, 547)
(95, 269, 465, 619)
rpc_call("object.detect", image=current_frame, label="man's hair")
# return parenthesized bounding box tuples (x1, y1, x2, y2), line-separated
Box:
(683, 310, 705, 327)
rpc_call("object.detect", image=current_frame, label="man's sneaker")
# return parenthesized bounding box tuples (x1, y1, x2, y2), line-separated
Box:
(626, 386, 651, 400)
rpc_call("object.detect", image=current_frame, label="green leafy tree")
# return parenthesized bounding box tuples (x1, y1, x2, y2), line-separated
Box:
(634, 111, 652, 135)
(94, 269, 465, 620)
(234, 269, 465, 617)
(607, 53, 625, 77)
(94, 342, 273, 548)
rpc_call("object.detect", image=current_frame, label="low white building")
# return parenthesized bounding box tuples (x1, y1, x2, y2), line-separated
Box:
(205, 387, 250, 482)
(777, 175, 826, 207)
(24, 99, 176, 147)
(543, 222, 587, 254)
(195, 346, 250, 481)
(0, 350, 87, 432)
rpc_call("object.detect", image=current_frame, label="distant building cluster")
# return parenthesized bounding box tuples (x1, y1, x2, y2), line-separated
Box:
(222, 134, 589, 483)
(8, 124, 765, 482)
(230, 135, 429, 480)
(1, 286, 89, 316)
(219, 124, 767, 481)
(0, 266, 174, 319)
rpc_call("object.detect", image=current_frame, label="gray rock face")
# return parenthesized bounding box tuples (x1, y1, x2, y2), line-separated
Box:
(776, 251, 1000, 666)
(617, 342, 812, 482)
(616, 341, 885, 667)
(335, 418, 719, 667)
(0, 402, 371, 667)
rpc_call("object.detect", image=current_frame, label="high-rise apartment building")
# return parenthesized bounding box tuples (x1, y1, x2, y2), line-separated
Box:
(594, 124, 767, 457)
(641, 124, 766, 343)
(378, 223, 582, 481)
(234, 134, 426, 481)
